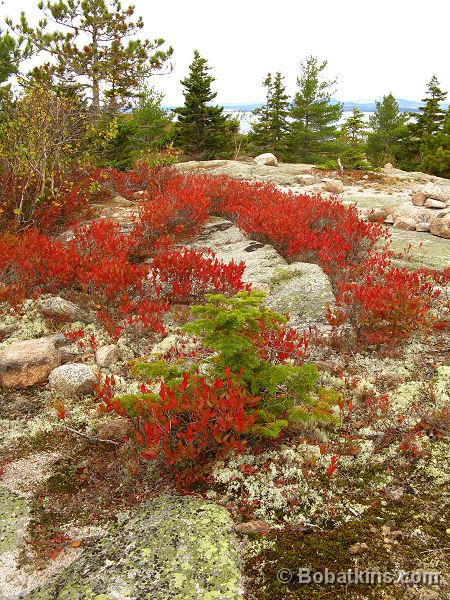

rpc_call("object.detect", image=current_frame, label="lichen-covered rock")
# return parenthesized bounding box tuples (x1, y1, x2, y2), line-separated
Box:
(293, 173, 316, 185)
(95, 344, 119, 368)
(0, 486, 27, 554)
(48, 363, 97, 397)
(27, 495, 242, 600)
(36, 296, 95, 324)
(254, 153, 278, 166)
(97, 417, 134, 442)
(265, 263, 335, 328)
(0, 334, 69, 389)
(415, 222, 431, 232)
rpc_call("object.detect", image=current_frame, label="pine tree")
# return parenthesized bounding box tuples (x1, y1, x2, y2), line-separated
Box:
(287, 56, 343, 164)
(420, 107, 450, 177)
(7, 0, 173, 112)
(173, 50, 232, 160)
(339, 108, 368, 169)
(250, 72, 290, 157)
(366, 94, 408, 166)
(416, 75, 447, 136)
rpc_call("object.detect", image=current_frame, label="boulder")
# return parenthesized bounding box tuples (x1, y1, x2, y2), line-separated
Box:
(322, 178, 344, 194)
(425, 198, 447, 209)
(411, 190, 427, 206)
(48, 363, 97, 397)
(27, 496, 241, 600)
(393, 217, 417, 231)
(36, 296, 95, 324)
(430, 213, 450, 239)
(415, 222, 431, 232)
(95, 344, 119, 368)
(254, 153, 278, 166)
(385, 214, 394, 224)
(390, 201, 428, 223)
(0, 334, 69, 389)
(423, 182, 449, 203)
(383, 162, 394, 171)
(367, 206, 394, 222)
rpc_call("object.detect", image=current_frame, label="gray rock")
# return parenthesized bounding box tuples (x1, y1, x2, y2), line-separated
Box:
(415, 222, 431, 232)
(254, 152, 278, 166)
(36, 296, 95, 324)
(48, 363, 97, 397)
(27, 495, 242, 600)
(265, 262, 335, 328)
(192, 217, 287, 287)
(424, 182, 449, 202)
(425, 198, 447, 209)
(95, 344, 119, 368)
(293, 174, 317, 185)
(0, 335, 69, 389)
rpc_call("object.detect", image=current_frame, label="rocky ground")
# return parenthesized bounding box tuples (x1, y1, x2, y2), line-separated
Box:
(0, 161, 449, 599)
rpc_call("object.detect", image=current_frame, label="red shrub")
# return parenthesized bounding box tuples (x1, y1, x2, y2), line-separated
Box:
(98, 368, 260, 480)
(148, 247, 249, 303)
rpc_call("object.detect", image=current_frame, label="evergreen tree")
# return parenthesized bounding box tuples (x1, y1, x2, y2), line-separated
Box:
(416, 75, 447, 136)
(287, 56, 343, 164)
(7, 0, 173, 112)
(420, 106, 450, 177)
(250, 72, 290, 157)
(174, 50, 232, 159)
(339, 108, 368, 169)
(366, 93, 407, 166)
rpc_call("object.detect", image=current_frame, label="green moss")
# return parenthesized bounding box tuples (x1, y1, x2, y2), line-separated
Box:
(245, 492, 448, 599)
(0, 486, 27, 553)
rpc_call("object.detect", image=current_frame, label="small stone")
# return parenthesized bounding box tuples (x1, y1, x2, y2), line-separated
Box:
(349, 542, 369, 555)
(415, 222, 431, 232)
(48, 363, 97, 397)
(425, 198, 446, 209)
(411, 190, 427, 206)
(368, 208, 390, 222)
(322, 178, 344, 194)
(37, 296, 95, 324)
(98, 417, 134, 442)
(385, 486, 404, 501)
(254, 153, 278, 166)
(95, 344, 119, 368)
(383, 162, 394, 171)
(235, 521, 270, 535)
(133, 190, 148, 200)
(384, 214, 394, 224)
(393, 217, 417, 231)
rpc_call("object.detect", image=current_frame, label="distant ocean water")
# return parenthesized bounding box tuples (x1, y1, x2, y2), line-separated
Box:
(225, 110, 375, 134)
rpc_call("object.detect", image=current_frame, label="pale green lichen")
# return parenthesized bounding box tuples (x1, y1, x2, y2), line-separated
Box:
(26, 495, 242, 600)
(0, 486, 27, 553)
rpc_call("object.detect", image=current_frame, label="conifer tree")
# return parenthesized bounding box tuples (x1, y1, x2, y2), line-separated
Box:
(287, 56, 343, 163)
(420, 106, 450, 177)
(366, 93, 407, 166)
(173, 50, 232, 159)
(339, 108, 367, 169)
(7, 0, 173, 111)
(416, 75, 447, 136)
(250, 72, 290, 157)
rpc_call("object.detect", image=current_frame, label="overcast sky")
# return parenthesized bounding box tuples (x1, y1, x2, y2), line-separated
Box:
(1, 0, 449, 104)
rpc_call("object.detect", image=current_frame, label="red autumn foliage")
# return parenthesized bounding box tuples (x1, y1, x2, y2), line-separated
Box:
(98, 368, 260, 482)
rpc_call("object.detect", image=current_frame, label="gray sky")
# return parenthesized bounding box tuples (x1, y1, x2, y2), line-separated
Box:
(1, 0, 449, 104)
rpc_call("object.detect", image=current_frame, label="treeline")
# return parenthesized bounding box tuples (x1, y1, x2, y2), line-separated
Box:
(0, 0, 448, 179)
